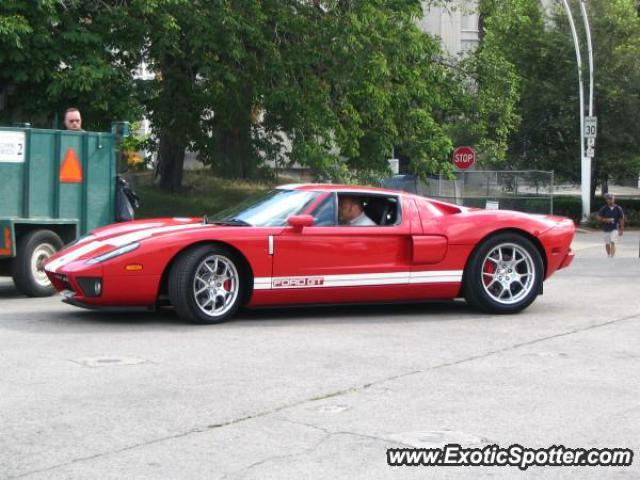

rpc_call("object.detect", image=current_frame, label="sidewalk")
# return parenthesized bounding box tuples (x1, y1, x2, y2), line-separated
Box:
(571, 230, 640, 257)
(554, 183, 640, 197)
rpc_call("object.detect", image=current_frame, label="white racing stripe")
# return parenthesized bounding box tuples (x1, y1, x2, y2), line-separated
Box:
(103, 223, 208, 247)
(253, 270, 462, 290)
(45, 223, 209, 273)
(45, 241, 104, 273)
(254, 278, 273, 290)
(409, 270, 464, 284)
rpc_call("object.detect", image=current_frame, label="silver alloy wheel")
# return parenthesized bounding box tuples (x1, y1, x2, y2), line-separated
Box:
(193, 254, 239, 318)
(31, 243, 56, 287)
(481, 242, 535, 305)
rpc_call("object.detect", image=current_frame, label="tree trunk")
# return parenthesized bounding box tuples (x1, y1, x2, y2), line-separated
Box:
(153, 54, 193, 192)
(154, 131, 186, 192)
(215, 118, 256, 179)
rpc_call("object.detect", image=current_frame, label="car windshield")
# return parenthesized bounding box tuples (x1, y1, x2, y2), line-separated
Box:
(211, 189, 320, 227)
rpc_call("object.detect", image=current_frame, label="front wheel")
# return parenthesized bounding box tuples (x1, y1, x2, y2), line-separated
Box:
(464, 233, 544, 314)
(168, 245, 246, 324)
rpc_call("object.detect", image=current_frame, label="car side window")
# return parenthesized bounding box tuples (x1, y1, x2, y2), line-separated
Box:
(310, 193, 337, 226)
(362, 195, 401, 226)
(310, 193, 402, 227)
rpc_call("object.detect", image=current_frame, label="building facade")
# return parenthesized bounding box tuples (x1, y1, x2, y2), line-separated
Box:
(419, 1, 481, 57)
(419, 0, 556, 56)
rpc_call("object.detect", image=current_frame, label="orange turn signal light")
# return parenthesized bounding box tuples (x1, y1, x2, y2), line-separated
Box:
(125, 264, 143, 271)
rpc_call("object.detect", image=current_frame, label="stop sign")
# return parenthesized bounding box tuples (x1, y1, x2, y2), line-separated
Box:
(452, 146, 476, 170)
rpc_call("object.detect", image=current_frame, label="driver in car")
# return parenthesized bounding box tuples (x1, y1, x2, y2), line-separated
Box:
(338, 196, 376, 226)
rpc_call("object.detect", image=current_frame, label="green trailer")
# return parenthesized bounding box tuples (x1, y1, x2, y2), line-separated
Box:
(0, 124, 123, 296)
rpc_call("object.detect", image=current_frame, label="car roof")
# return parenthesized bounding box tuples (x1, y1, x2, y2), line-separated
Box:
(277, 183, 471, 213)
(277, 183, 408, 196)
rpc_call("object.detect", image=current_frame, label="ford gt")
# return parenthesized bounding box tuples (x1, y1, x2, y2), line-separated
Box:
(44, 184, 575, 324)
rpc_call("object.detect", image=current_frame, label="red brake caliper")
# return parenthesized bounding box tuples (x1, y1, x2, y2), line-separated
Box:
(482, 258, 496, 286)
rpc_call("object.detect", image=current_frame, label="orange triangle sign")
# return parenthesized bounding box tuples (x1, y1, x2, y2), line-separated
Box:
(60, 148, 83, 183)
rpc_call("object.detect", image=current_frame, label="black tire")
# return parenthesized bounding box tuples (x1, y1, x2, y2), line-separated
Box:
(12, 229, 64, 297)
(168, 245, 246, 324)
(464, 233, 544, 314)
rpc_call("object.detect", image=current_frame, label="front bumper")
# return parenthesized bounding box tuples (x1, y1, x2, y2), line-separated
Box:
(558, 249, 575, 270)
(61, 294, 155, 312)
(45, 262, 160, 307)
(539, 218, 576, 278)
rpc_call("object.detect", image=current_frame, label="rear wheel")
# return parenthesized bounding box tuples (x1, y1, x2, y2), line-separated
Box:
(12, 229, 64, 297)
(464, 233, 543, 314)
(168, 245, 246, 324)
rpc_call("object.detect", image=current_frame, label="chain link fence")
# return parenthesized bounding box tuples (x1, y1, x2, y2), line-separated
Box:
(382, 170, 555, 215)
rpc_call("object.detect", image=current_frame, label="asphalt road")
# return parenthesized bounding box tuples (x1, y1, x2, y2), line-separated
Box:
(1, 231, 639, 480)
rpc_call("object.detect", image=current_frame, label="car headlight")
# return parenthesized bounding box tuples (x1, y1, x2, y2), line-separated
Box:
(86, 242, 140, 265)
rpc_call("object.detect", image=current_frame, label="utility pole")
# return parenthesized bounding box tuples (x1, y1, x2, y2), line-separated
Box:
(580, 0, 595, 220)
(560, 0, 595, 223)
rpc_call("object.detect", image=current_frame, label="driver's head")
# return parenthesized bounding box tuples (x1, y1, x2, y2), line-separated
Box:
(339, 196, 364, 224)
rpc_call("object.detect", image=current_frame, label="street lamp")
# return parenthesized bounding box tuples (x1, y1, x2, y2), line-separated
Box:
(559, 0, 595, 223)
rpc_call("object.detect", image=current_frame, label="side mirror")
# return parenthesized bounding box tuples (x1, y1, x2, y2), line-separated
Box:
(287, 215, 314, 231)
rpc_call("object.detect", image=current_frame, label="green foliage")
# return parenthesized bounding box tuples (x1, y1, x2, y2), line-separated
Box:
(262, 0, 460, 181)
(119, 122, 149, 153)
(586, 0, 640, 187)
(0, 1, 141, 129)
(451, 0, 533, 168)
(0, 0, 531, 188)
(0, 0, 523, 187)
(495, 0, 640, 187)
(132, 0, 467, 184)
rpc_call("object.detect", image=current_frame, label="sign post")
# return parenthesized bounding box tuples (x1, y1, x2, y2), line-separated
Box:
(583, 115, 597, 218)
(561, 0, 596, 223)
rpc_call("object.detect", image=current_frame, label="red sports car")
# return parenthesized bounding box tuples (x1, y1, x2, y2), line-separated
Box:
(44, 184, 575, 324)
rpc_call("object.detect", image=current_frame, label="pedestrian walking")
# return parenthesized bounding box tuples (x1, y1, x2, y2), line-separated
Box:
(596, 193, 625, 257)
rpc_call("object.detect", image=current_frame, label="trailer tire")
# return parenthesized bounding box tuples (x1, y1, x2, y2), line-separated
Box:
(12, 230, 63, 297)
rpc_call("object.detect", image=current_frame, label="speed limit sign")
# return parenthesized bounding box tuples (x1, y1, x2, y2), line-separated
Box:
(585, 116, 597, 139)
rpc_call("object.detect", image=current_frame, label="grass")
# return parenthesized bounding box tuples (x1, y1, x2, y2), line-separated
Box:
(131, 171, 272, 219)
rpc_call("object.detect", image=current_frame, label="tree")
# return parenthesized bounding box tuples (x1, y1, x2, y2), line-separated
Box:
(587, 0, 640, 194)
(481, 0, 640, 198)
(453, 0, 549, 169)
(1, 0, 543, 191)
(134, 0, 470, 189)
(0, 1, 140, 130)
(128, 0, 218, 192)
(256, 0, 463, 182)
